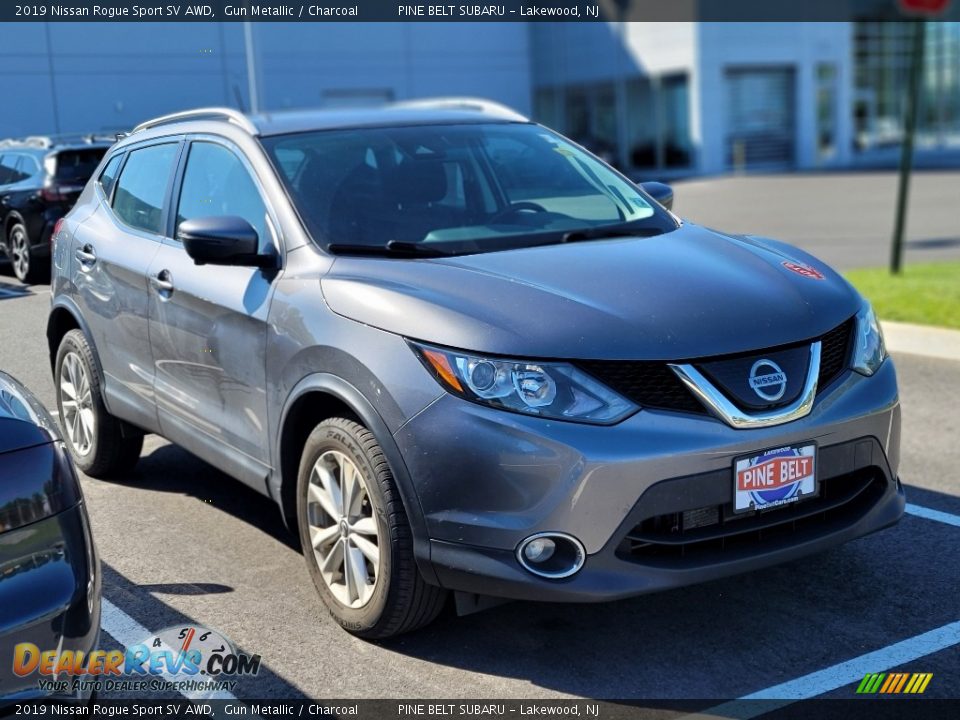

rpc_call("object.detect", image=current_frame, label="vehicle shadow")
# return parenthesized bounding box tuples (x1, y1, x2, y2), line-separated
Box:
(100, 440, 300, 553)
(0, 280, 32, 299)
(99, 563, 307, 700)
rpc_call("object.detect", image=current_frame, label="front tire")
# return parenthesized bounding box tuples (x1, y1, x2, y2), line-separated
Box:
(55, 329, 143, 477)
(296, 417, 446, 638)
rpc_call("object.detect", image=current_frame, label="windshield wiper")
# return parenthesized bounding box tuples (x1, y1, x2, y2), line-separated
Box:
(561, 222, 664, 244)
(327, 241, 449, 258)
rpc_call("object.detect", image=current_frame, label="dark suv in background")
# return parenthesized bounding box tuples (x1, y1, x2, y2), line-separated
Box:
(0, 137, 112, 283)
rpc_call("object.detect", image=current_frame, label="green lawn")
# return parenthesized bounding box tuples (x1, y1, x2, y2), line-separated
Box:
(844, 262, 960, 330)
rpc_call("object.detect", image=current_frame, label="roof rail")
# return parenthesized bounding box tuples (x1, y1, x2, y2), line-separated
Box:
(391, 97, 528, 123)
(132, 107, 258, 135)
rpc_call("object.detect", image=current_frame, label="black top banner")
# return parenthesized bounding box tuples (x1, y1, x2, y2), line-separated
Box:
(2, 0, 959, 22)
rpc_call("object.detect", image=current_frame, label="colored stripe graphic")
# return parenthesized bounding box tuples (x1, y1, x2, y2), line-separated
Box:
(857, 671, 932, 694)
(856, 672, 886, 694)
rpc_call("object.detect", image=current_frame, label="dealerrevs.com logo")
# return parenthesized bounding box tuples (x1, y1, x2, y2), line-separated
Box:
(13, 624, 261, 696)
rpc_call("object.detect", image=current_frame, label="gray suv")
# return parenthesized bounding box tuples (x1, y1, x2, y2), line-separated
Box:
(48, 101, 903, 638)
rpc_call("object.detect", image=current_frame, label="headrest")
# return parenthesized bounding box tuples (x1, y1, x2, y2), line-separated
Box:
(389, 159, 447, 205)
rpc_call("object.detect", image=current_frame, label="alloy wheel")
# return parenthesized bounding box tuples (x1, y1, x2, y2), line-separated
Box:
(60, 351, 95, 456)
(10, 228, 29, 280)
(306, 450, 380, 608)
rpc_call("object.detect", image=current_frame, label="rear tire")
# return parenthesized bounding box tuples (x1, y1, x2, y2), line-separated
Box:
(296, 417, 446, 639)
(8, 222, 46, 284)
(54, 329, 143, 478)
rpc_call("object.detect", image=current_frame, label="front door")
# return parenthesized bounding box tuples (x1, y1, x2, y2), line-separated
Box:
(147, 139, 278, 487)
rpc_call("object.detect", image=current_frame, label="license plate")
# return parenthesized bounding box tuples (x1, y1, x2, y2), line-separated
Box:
(733, 444, 817, 514)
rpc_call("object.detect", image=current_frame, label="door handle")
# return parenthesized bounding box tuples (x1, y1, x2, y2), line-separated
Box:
(150, 270, 174, 294)
(75, 245, 96, 266)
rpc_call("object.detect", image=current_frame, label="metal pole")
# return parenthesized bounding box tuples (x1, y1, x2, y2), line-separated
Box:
(243, 21, 260, 113)
(43, 24, 62, 134)
(890, 21, 926, 275)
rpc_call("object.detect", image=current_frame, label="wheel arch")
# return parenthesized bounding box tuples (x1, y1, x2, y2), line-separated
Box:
(274, 373, 438, 585)
(4, 211, 25, 243)
(47, 299, 106, 399)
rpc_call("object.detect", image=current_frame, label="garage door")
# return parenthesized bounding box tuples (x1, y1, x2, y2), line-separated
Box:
(726, 68, 796, 170)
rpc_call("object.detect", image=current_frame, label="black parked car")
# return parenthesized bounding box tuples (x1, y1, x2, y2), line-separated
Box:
(0, 371, 99, 702)
(0, 137, 112, 283)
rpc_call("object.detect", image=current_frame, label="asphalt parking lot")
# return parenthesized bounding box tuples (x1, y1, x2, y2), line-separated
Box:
(1, 172, 958, 707)
(2, 279, 958, 705)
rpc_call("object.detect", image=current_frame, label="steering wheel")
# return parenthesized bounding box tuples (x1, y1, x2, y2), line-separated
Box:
(489, 201, 548, 224)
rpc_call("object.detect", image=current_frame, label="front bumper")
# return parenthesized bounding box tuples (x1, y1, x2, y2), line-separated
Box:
(394, 359, 903, 601)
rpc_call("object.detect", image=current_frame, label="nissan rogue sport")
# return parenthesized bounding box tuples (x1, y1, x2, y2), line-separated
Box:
(47, 101, 903, 638)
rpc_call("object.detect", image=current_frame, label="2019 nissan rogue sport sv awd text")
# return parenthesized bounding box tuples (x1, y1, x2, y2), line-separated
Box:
(47, 101, 903, 638)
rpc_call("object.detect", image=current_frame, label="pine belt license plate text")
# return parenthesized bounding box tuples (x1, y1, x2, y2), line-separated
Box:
(734, 444, 817, 513)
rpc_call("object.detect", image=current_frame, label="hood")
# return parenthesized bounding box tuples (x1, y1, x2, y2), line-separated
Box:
(0, 372, 58, 454)
(321, 223, 861, 361)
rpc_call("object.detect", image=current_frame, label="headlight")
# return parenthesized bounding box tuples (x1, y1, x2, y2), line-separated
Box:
(852, 301, 887, 376)
(409, 342, 637, 424)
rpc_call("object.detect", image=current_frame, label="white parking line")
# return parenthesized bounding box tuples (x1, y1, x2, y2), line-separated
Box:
(101, 597, 238, 701)
(685, 619, 960, 719)
(905, 503, 960, 529)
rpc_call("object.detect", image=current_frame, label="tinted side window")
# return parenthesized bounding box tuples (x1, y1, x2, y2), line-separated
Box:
(18, 155, 41, 178)
(0, 155, 15, 184)
(112, 144, 178, 235)
(0, 154, 28, 184)
(176, 142, 269, 249)
(98, 154, 123, 197)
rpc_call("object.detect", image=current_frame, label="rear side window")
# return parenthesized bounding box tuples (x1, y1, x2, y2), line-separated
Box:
(176, 142, 270, 249)
(0, 154, 30, 184)
(98, 154, 123, 197)
(17, 155, 41, 178)
(54, 148, 108, 183)
(112, 143, 178, 235)
(0, 155, 16, 184)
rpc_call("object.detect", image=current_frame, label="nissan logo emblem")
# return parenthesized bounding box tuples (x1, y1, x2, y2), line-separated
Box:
(749, 359, 787, 402)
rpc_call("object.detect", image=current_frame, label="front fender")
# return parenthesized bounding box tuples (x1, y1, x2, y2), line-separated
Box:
(273, 372, 439, 585)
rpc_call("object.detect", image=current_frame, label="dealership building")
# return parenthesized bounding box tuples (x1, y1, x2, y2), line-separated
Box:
(3, 20, 958, 176)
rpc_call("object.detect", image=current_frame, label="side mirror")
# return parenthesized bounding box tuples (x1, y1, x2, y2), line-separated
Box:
(640, 181, 674, 211)
(177, 216, 274, 268)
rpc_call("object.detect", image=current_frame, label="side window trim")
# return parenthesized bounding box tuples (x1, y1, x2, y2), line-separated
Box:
(101, 138, 185, 240)
(167, 134, 283, 258)
(97, 152, 127, 205)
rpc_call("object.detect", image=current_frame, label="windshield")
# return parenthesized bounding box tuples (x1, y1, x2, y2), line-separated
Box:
(261, 123, 675, 255)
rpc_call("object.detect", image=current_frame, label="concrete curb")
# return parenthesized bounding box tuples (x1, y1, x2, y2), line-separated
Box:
(881, 320, 960, 363)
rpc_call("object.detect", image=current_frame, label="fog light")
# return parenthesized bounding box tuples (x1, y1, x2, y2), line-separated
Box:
(523, 537, 556, 563)
(516, 532, 586, 579)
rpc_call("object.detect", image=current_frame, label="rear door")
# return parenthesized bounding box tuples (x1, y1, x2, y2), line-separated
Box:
(146, 137, 280, 487)
(71, 140, 182, 433)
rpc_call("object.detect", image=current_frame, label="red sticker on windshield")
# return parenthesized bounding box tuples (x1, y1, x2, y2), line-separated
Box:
(782, 261, 825, 280)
